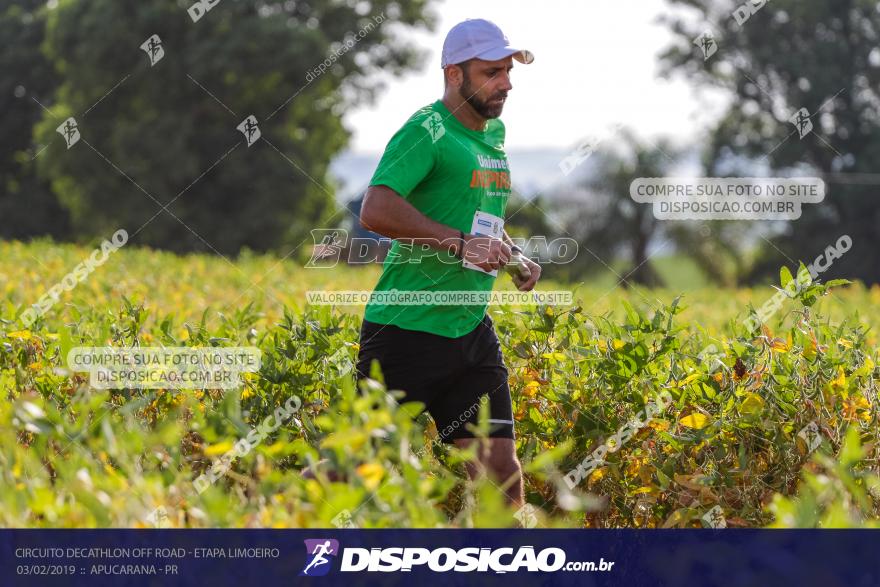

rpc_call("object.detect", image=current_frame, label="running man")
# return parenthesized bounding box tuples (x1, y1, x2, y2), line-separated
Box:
(356, 19, 541, 507)
(302, 540, 335, 575)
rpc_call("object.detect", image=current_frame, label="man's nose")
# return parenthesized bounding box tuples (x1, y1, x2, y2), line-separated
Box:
(499, 72, 513, 92)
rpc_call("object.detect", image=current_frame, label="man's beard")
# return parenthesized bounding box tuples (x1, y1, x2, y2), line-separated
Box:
(460, 75, 507, 119)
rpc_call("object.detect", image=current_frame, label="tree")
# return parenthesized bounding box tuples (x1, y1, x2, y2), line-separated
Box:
(664, 220, 762, 287)
(0, 1, 69, 240)
(557, 131, 678, 287)
(660, 0, 880, 284)
(31, 0, 435, 254)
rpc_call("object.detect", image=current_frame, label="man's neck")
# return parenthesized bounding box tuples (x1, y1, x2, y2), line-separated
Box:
(441, 95, 487, 132)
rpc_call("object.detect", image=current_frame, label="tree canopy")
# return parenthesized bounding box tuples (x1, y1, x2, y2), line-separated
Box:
(5, 0, 435, 254)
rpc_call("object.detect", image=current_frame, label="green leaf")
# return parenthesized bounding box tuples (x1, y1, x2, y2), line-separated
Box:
(796, 263, 812, 286)
(780, 266, 793, 289)
(523, 440, 573, 473)
(839, 427, 864, 466)
(825, 279, 852, 289)
(656, 468, 671, 490)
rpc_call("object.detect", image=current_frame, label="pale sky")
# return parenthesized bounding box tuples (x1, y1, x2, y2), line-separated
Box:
(345, 0, 729, 154)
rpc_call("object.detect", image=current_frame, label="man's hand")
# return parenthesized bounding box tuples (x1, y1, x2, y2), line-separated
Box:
(463, 235, 510, 272)
(512, 256, 541, 291)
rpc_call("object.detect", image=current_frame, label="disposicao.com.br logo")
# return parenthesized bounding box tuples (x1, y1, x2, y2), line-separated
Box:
(299, 540, 613, 575)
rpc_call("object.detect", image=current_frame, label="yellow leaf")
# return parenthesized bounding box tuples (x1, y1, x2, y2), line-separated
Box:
(587, 467, 607, 486)
(523, 368, 540, 381)
(769, 338, 789, 352)
(662, 508, 690, 528)
(837, 338, 853, 349)
(7, 330, 31, 340)
(672, 373, 702, 388)
(355, 463, 385, 491)
(830, 368, 847, 391)
(803, 340, 817, 360)
(648, 419, 670, 431)
(740, 392, 765, 416)
(321, 429, 368, 451)
(679, 412, 710, 430)
(625, 456, 648, 476)
(204, 441, 234, 456)
(522, 381, 540, 398)
(674, 473, 708, 491)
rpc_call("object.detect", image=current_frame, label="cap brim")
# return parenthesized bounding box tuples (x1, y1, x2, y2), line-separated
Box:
(475, 46, 535, 64)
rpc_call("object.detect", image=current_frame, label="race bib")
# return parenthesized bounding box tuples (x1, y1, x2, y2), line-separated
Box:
(462, 210, 504, 277)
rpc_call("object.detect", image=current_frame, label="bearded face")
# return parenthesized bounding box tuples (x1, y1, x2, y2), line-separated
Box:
(456, 58, 512, 119)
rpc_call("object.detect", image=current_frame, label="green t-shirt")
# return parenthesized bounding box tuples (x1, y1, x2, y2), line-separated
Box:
(364, 99, 512, 338)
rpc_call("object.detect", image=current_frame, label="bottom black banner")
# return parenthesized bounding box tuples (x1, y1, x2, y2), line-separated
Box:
(2, 529, 878, 586)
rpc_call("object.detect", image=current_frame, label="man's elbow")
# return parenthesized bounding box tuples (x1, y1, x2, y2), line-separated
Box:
(359, 189, 383, 232)
(359, 206, 378, 232)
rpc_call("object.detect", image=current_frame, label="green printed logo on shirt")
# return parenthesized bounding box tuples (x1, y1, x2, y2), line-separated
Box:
(364, 99, 512, 338)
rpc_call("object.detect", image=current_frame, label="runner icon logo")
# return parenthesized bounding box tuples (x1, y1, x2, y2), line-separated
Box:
(421, 112, 446, 143)
(140, 34, 164, 67)
(300, 539, 340, 576)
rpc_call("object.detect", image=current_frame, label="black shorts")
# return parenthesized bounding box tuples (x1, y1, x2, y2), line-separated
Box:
(355, 314, 514, 443)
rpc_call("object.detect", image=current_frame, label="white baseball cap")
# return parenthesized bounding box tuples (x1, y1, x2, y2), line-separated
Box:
(441, 19, 534, 68)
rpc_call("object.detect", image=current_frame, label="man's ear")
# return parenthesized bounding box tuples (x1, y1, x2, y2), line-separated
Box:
(444, 65, 463, 89)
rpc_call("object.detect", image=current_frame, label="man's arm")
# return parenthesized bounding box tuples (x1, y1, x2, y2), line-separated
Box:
(360, 185, 458, 248)
(360, 184, 511, 272)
